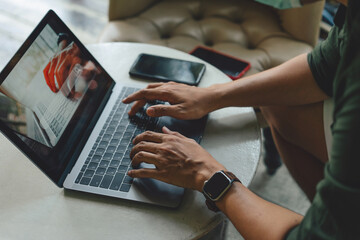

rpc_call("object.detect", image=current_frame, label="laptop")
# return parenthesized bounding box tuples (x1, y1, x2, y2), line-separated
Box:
(0, 10, 207, 208)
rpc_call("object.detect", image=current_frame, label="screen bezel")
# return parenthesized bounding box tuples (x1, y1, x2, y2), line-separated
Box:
(189, 46, 251, 80)
(129, 53, 206, 86)
(0, 10, 115, 187)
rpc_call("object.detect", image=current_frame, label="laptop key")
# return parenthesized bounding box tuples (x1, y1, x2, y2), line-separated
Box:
(116, 145, 127, 153)
(113, 132, 122, 139)
(125, 149, 131, 156)
(123, 132, 132, 139)
(100, 175, 114, 189)
(113, 153, 122, 160)
(107, 146, 116, 154)
(75, 172, 83, 184)
(88, 162, 98, 170)
(102, 134, 111, 141)
(91, 155, 101, 163)
(84, 169, 95, 178)
(102, 153, 113, 161)
(109, 139, 120, 146)
(110, 160, 120, 168)
(120, 184, 131, 192)
(124, 176, 133, 184)
(122, 157, 131, 165)
(95, 167, 106, 176)
(99, 141, 108, 148)
(90, 175, 103, 187)
(79, 177, 91, 185)
(95, 148, 105, 155)
(117, 165, 128, 173)
(109, 173, 125, 191)
(99, 160, 110, 168)
(106, 167, 117, 175)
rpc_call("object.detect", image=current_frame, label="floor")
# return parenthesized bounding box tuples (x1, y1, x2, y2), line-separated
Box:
(0, 1, 311, 239)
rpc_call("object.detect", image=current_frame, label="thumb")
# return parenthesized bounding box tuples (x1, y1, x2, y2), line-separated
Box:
(162, 126, 185, 138)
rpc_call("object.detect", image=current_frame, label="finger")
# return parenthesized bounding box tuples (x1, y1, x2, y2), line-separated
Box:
(127, 83, 168, 115)
(146, 82, 165, 89)
(133, 131, 165, 145)
(128, 100, 146, 116)
(122, 88, 169, 104)
(162, 126, 186, 138)
(146, 104, 181, 118)
(127, 168, 158, 179)
(131, 151, 158, 168)
(130, 141, 160, 159)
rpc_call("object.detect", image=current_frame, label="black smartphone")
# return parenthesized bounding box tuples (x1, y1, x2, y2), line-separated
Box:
(190, 46, 251, 80)
(129, 53, 206, 86)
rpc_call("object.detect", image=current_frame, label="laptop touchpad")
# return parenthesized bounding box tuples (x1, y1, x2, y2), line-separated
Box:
(134, 163, 184, 202)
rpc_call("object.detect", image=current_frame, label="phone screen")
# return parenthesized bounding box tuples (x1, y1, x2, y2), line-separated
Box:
(129, 54, 206, 86)
(190, 47, 250, 79)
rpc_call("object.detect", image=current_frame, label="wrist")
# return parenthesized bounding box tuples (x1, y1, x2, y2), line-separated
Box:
(202, 170, 241, 212)
(206, 84, 228, 111)
(195, 168, 218, 192)
(215, 181, 243, 211)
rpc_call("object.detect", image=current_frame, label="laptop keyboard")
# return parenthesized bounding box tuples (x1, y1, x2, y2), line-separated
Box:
(75, 87, 160, 192)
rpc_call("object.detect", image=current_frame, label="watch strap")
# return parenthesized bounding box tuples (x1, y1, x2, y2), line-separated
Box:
(204, 171, 241, 212)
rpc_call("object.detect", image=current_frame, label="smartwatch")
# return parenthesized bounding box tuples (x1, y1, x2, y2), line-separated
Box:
(202, 170, 241, 212)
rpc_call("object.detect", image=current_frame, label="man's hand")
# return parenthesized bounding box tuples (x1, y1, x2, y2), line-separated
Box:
(128, 127, 225, 192)
(122, 82, 218, 120)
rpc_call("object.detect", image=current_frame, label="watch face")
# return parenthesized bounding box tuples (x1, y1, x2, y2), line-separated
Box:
(203, 171, 231, 200)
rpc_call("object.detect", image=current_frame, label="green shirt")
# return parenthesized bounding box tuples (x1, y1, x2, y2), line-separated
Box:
(286, 1, 360, 239)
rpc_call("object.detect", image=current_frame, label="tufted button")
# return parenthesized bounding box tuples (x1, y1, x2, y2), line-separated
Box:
(193, 14, 203, 21)
(205, 40, 213, 47)
(234, 18, 243, 24)
(161, 33, 171, 39)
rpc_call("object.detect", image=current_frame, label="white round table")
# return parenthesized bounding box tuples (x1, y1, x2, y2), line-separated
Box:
(0, 43, 260, 240)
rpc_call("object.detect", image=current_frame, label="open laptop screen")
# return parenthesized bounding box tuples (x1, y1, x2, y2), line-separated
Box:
(0, 10, 114, 185)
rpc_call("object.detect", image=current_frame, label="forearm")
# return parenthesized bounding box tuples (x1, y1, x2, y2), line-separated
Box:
(216, 182, 303, 240)
(208, 54, 328, 110)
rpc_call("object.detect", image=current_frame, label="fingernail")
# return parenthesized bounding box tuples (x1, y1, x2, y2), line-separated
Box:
(122, 97, 127, 102)
(163, 126, 170, 133)
(127, 171, 133, 176)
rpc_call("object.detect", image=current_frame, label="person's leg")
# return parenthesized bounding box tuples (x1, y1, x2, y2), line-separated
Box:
(263, 127, 282, 175)
(260, 102, 328, 201)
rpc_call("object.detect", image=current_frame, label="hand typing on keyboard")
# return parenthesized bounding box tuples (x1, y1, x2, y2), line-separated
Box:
(122, 82, 216, 120)
(128, 126, 225, 192)
(43, 34, 99, 99)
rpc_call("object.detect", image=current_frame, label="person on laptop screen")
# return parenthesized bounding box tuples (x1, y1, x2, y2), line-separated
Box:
(123, 0, 358, 238)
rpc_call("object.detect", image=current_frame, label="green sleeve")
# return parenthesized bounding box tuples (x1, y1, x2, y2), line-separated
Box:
(307, 27, 342, 97)
(286, 7, 360, 239)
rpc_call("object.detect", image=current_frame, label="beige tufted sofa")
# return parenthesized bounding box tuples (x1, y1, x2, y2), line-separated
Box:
(99, 0, 324, 77)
